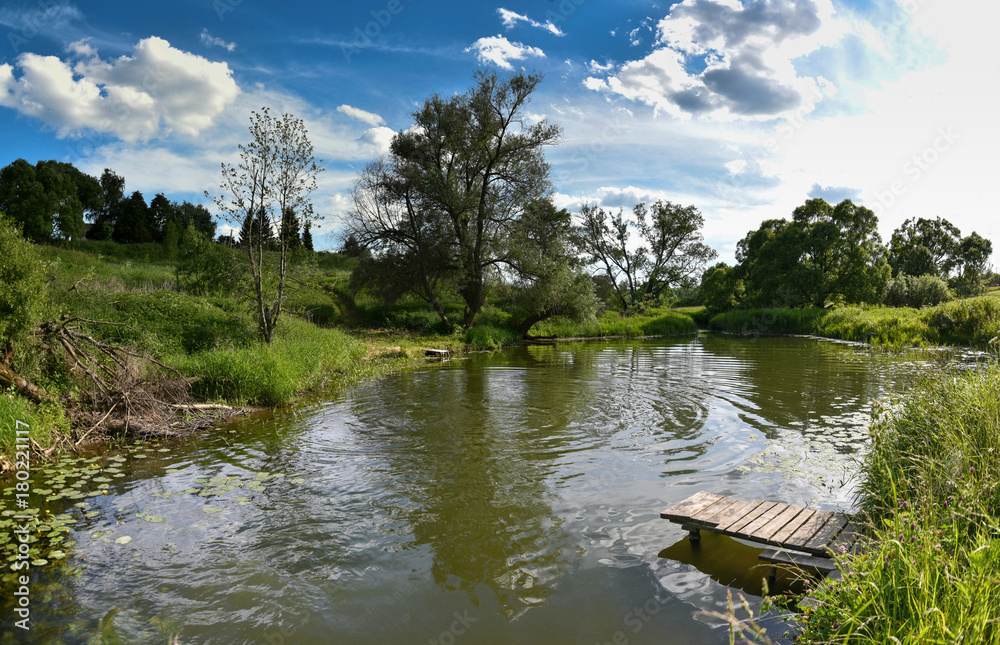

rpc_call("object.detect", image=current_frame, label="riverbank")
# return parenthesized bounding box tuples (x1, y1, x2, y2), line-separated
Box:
(794, 361, 1000, 643)
(709, 297, 1000, 349)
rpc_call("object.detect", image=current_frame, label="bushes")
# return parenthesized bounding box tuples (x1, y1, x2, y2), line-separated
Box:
(883, 274, 952, 308)
(176, 226, 244, 296)
(0, 214, 48, 351)
(708, 308, 825, 335)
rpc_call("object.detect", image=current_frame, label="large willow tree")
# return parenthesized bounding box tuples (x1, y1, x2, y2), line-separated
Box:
(345, 71, 561, 330)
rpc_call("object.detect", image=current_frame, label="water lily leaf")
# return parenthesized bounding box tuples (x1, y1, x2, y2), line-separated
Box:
(31, 559, 48, 566)
(114, 536, 132, 545)
(141, 515, 165, 523)
(202, 507, 224, 514)
(90, 531, 111, 539)
(92, 477, 112, 483)
(85, 511, 100, 518)
(165, 469, 179, 474)
(134, 455, 148, 459)
(290, 478, 305, 485)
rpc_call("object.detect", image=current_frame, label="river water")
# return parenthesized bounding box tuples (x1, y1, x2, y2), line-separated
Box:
(4, 335, 928, 644)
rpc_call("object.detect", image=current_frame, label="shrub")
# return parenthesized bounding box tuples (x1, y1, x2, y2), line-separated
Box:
(0, 213, 48, 351)
(176, 225, 244, 296)
(465, 324, 520, 350)
(883, 274, 952, 308)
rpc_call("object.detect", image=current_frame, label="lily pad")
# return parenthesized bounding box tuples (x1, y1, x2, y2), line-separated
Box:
(140, 515, 166, 523)
(114, 536, 132, 545)
(90, 531, 112, 539)
(202, 507, 224, 514)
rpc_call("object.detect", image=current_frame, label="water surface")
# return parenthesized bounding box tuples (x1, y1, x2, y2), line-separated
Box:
(4, 335, 925, 644)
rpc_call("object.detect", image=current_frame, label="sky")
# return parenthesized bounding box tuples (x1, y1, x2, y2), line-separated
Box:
(0, 0, 996, 263)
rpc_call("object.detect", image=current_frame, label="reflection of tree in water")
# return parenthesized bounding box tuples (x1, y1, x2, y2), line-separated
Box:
(350, 358, 575, 618)
(698, 335, 907, 441)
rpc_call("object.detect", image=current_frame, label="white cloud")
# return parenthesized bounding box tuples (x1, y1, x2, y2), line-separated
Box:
(337, 104, 385, 126)
(585, 0, 844, 121)
(200, 28, 236, 52)
(0, 36, 240, 142)
(497, 8, 564, 36)
(725, 159, 748, 175)
(465, 35, 545, 70)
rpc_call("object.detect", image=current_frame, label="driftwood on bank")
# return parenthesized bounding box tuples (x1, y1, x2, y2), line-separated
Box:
(0, 315, 239, 455)
(0, 361, 50, 404)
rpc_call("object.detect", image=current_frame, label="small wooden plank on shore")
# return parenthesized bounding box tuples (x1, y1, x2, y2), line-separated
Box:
(786, 510, 835, 549)
(661, 491, 725, 522)
(661, 491, 859, 566)
(759, 548, 838, 573)
(718, 500, 776, 534)
(803, 514, 849, 556)
(425, 348, 451, 360)
(771, 508, 817, 544)
(703, 499, 757, 527)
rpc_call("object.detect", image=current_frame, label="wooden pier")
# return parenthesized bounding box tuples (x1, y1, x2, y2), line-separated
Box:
(662, 491, 859, 576)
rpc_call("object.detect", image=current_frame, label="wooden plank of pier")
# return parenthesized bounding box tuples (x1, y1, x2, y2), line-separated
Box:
(662, 491, 858, 561)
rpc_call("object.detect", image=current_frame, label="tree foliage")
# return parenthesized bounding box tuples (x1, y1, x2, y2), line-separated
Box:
(735, 199, 889, 308)
(0, 159, 101, 241)
(503, 199, 598, 336)
(0, 213, 48, 352)
(888, 217, 962, 278)
(345, 71, 561, 330)
(576, 200, 717, 311)
(210, 107, 322, 342)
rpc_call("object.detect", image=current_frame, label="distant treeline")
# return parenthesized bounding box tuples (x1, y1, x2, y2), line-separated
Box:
(0, 158, 215, 246)
(701, 199, 994, 313)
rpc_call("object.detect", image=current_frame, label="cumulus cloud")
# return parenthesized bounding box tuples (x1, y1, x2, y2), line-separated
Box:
(807, 183, 861, 203)
(497, 8, 564, 36)
(0, 36, 240, 142)
(584, 0, 843, 120)
(465, 35, 545, 70)
(337, 104, 384, 126)
(200, 28, 236, 51)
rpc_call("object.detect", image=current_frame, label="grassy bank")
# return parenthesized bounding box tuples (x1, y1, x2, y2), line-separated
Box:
(796, 362, 1000, 643)
(529, 308, 698, 338)
(709, 297, 1000, 348)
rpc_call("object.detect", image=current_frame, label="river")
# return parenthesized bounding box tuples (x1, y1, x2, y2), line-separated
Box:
(2, 335, 927, 644)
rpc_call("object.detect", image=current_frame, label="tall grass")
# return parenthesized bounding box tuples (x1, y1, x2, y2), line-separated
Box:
(797, 364, 1000, 643)
(175, 316, 368, 406)
(0, 395, 68, 460)
(530, 308, 697, 338)
(710, 298, 1000, 349)
(708, 308, 825, 335)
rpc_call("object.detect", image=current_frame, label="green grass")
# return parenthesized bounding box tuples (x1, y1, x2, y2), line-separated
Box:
(174, 315, 369, 406)
(797, 363, 1000, 644)
(709, 298, 1000, 349)
(172, 316, 367, 406)
(530, 308, 697, 338)
(708, 307, 826, 335)
(0, 394, 69, 463)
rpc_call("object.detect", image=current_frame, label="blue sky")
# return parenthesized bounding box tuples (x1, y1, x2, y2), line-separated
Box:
(1, 0, 996, 263)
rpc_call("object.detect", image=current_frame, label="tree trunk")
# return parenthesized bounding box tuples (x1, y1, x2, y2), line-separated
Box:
(0, 363, 49, 404)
